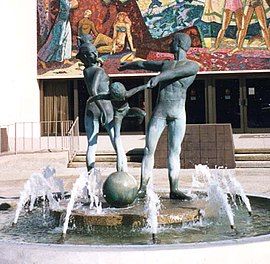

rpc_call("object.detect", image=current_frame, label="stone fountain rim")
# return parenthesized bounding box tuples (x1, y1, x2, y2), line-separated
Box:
(0, 194, 269, 250)
(0, 232, 269, 251)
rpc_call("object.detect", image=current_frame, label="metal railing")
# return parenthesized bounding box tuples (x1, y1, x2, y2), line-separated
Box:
(67, 117, 80, 162)
(0, 119, 79, 161)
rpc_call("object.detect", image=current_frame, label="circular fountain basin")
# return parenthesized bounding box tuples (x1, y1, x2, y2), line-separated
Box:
(0, 194, 270, 264)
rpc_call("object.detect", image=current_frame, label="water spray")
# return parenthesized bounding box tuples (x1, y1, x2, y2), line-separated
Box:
(145, 178, 161, 244)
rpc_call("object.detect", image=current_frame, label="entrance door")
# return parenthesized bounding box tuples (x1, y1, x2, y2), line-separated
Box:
(214, 77, 270, 133)
(186, 80, 207, 124)
(245, 78, 270, 132)
(215, 79, 242, 131)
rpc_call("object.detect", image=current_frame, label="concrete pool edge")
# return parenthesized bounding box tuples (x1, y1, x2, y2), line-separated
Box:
(0, 194, 269, 264)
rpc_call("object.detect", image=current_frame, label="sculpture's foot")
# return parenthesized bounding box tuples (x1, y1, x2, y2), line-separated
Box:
(137, 188, 146, 199)
(170, 190, 192, 201)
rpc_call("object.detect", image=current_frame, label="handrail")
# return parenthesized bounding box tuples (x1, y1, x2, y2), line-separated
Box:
(67, 117, 80, 162)
(0, 120, 76, 155)
(67, 116, 79, 136)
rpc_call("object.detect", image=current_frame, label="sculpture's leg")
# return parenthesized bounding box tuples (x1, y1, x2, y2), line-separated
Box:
(126, 107, 146, 124)
(85, 114, 99, 172)
(104, 119, 128, 172)
(167, 118, 191, 200)
(139, 117, 166, 198)
(114, 116, 128, 172)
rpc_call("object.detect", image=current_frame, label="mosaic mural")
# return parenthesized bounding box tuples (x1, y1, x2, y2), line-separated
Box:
(37, 0, 270, 77)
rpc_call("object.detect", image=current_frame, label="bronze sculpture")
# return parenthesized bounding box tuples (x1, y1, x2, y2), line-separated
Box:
(119, 33, 200, 200)
(76, 41, 127, 172)
(87, 81, 147, 171)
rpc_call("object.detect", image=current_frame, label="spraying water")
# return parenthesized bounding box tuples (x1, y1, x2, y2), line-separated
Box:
(192, 165, 252, 229)
(13, 166, 64, 225)
(145, 179, 161, 243)
(62, 169, 102, 236)
(223, 170, 252, 215)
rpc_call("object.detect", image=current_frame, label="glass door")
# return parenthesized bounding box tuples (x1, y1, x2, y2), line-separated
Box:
(186, 80, 207, 124)
(215, 79, 243, 131)
(245, 78, 270, 132)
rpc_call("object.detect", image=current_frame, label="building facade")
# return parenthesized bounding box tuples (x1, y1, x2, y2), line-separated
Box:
(1, 1, 270, 135)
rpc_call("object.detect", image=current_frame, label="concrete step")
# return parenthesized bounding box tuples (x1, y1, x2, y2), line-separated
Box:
(76, 148, 144, 156)
(73, 155, 116, 162)
(73, 155, 142, 163)
(235, 148, 270, 154)
(236, 161, 270, 168)
(72, 148, 144, 163)
(68, 161, 142, 168)
(76, 152, 115, 156)
(235, 153, 270, 161)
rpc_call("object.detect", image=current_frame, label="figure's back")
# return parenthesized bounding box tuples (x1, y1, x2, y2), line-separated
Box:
(83, 66, 110, 95)
(83, 66, 114, 122)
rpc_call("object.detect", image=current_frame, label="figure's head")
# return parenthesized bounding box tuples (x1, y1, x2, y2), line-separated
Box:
(84, 9, 92, 18)
(76, 42, 98, 67)
(116, 12, 131, 24)
(171, 33, 191, 58)
(110, 82, 126, 100)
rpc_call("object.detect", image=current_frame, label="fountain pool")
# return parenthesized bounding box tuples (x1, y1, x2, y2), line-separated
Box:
(0, 166, 270, 264)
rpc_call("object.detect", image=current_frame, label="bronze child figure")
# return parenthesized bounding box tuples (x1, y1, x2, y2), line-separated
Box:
(87, 81, 148, 171)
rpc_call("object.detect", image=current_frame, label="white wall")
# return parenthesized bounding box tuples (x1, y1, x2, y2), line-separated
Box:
(0, 1, 40, 126)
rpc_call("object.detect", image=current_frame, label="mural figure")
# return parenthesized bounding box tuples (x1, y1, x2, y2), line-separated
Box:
(37, 0, 51, 44)
(119, 33, 200, 200)
(78, 9, 114, 53)
(76, 41, 127, 172)
(38, 0, 78, 69)
(78, 9, 98, 44)
(37, 0, 270, 75)
(231, 0, 270, 53)
(211, 0, 243, 51)
(112, 12, 136, 54)
(93, 11, 136, 54)
(87, 82, 147, 171)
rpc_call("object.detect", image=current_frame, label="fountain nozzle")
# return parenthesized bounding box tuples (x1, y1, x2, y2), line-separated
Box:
(230, 225, 235, 230)
(57, 233, 66, 244)
(152, 233, 158, 244)
(248, 211, 252, 216)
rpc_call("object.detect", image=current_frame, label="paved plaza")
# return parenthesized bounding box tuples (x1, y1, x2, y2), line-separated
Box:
(0, 134, 270, 198)
(0, 134, 270, 264)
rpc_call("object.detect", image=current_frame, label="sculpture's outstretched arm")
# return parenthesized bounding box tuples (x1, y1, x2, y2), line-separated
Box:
(148, 61, 200, 88)
(126, 84, 149, 98)
(87, 93, 111, 104)
(118, 60, 164, 72)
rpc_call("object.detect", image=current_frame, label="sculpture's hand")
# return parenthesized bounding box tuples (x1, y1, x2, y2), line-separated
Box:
(101, 112, 108, 126)
(147, 76, 159, 89)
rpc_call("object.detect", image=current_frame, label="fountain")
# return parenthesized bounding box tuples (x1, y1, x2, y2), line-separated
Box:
(0, 164, 270, 263)
(0, 34, 270, 263)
